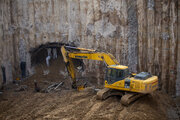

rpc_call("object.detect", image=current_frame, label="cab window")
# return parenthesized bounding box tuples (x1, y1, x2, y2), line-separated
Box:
(117, 70, 123, 78)
(107, 69, 116, 78)
(116, 69, 129, 80)
(106, 68, 129, 84)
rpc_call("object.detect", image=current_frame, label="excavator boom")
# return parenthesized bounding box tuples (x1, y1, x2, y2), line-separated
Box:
(68, 52, 120, 66)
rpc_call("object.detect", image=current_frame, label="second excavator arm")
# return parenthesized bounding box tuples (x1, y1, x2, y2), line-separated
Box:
(61, 46, 120, 88)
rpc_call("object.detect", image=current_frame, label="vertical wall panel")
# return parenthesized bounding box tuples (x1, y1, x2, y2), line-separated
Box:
(118, 0, 128, 65)
(67, 0, 80, 44)
(86, 0, 94, 72)
(161, 0, 170, 93)
(168, 0, 178, 96)
(147, 0, 155, 73)
(154, 0, 162, 89)
(127, 0, 138, 73)
(0, 0, 4, 84)
(22, 0, 29, 49)
(28, 0, 36, 48)
(34, 0, 42, 46)
(79, 0, 88, 47)
(0, 0, 13, 83)
(0, 0, 179, 96)
(12, 0, 21, 75)
(10, 0, 17, 75)
(59, 0, 68, 44)
(176, 0, 180, 96)
(137, 0, 146, 72)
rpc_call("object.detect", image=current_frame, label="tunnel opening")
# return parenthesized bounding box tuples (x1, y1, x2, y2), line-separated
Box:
(28, 42, 104, 89)
(28, 42, 73, 90)
(30, 42, 71, 66)
(28, 42, 88, 89)
(30, 42, 86, 74)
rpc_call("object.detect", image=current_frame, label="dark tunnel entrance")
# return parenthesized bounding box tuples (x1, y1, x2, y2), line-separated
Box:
(30, 42, 65, 66)
(28, 42, 86, 89)
(28, 42, 75, 90)
(28, 42, 105, 90)
(29, 42, 83, 68)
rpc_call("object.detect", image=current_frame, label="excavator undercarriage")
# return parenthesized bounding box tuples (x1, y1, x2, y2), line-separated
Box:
(96, 88, 145, 106)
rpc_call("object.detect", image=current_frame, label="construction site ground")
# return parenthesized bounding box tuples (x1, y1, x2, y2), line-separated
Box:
(0, 57, 179, 120)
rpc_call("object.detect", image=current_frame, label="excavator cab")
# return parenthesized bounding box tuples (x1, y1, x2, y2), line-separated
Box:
(106, 65, 130, 84)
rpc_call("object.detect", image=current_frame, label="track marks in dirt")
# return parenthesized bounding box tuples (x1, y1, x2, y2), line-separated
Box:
(42, 91, 96, 120)
(0, 90, 175, 120)
(83, 102, 103, 120)
(83, 96, 124, 120)
(0, 56, 176, 120)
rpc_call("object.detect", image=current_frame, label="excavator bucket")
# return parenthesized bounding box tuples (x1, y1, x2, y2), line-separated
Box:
(77, 86, 85, 91)
(71, 59, 85, 72)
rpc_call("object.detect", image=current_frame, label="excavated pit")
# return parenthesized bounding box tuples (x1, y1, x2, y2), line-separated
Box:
(0, 0, 180, 119)
(0, 52, 179, 120)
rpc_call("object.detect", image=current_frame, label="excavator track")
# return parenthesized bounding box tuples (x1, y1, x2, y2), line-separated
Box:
(120, 92, 145, 106)
(97, 88, 145, 106)
(96, 88, 111, 100)
(96, 88, 123, 100)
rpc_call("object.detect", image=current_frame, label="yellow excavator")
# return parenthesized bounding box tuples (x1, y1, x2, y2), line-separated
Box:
(61, 45, 158, 105)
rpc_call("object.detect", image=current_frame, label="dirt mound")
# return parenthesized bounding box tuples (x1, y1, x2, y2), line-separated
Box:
(0, 56, 179, 120)
(0, 88, 177, 120)
(23, 56, 72, 91)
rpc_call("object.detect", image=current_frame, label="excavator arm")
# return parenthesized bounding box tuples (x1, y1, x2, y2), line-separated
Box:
(61, 46, 77, 88)
(61, 46, 120, 88)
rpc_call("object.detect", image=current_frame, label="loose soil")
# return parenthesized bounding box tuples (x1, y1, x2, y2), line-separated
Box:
(0, 57, 179, 120)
